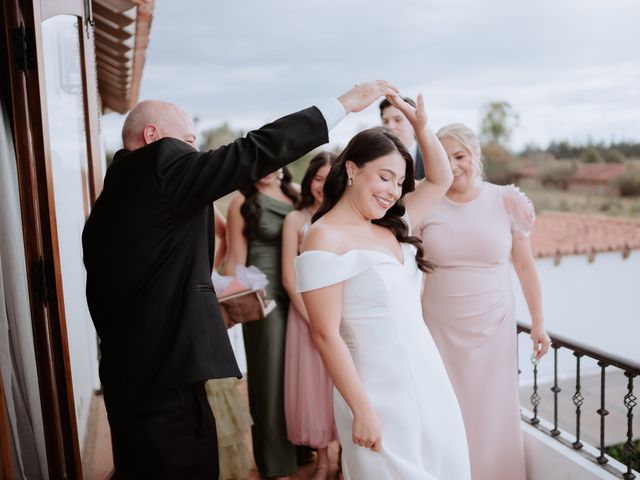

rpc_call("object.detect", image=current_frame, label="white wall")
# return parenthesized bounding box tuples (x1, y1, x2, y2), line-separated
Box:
(42, 15, 101, 448)
(522, 419, 631, 479)
(514, 250, 640, 382)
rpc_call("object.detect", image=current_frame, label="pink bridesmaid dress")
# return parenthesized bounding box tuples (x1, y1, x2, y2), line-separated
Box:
(284, 219, 338, 448)
(419, 183, 534, 480)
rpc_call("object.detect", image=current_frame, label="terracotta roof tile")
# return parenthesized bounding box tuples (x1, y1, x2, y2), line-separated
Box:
(531, 212, 640, 259)
(569, 164, 627, 183)
(519, 164, 539, 178)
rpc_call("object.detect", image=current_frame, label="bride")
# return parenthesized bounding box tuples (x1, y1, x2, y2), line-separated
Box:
(295, 93, 471, 479)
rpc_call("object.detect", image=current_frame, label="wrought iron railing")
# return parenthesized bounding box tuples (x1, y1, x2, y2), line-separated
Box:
(518, 323, 640, 479)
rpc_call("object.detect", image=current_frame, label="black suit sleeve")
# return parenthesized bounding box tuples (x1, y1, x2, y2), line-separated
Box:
(155, 106, 328, 214)
(414, 148, 425, 181)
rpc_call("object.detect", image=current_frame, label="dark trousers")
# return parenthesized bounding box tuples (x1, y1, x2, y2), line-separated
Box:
(105, 382, 219, 480)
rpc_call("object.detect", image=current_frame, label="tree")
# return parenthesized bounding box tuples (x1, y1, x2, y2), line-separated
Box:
(482, 143, 521, 185)
(479, 101, 519, 146)
(616, 166, 640, 197)
(546, 140, 582, 159)
(537, 159, 578, 190)
(199, 123, 244, 151)
(604, 148, 625, 164)
(581, 147, 603, 163)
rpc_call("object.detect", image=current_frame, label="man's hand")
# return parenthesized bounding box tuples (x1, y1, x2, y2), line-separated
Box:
(338, 80, 400, 114)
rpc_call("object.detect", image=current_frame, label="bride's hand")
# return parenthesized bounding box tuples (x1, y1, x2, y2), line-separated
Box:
(385, 92, 428, 132)
(352, 407, 382, 452)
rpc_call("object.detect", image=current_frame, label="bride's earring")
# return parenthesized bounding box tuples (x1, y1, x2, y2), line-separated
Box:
(278, 169, 284, 180)
(347, 176, 353, 186)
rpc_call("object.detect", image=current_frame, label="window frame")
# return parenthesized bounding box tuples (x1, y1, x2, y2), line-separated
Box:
(1, 0, 104, 477)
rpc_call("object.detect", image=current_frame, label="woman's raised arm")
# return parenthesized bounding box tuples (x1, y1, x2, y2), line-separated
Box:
(385, 93, 453, 229)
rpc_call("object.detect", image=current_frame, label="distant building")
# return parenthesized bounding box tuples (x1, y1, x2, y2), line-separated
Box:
(514, 211, 640, 380)
(566, 163, 627, 195)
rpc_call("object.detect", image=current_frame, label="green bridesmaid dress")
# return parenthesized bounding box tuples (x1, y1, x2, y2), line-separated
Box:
(243, 193, 297, 477)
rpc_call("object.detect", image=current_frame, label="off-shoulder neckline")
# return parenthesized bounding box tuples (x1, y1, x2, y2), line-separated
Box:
(298, 245, 411, 267)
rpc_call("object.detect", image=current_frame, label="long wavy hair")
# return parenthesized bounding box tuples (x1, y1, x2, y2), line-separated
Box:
(240, 166, 299, 241)
(297, 151, 337, 211)
(313, 127, 435, 273)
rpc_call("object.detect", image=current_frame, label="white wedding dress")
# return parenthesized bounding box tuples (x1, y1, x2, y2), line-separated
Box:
(295, 235, 471, 479)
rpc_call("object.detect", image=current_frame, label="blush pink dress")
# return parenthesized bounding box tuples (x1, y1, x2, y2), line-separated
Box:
(419, 183, 534, 480)
(284, 217, 338, 448)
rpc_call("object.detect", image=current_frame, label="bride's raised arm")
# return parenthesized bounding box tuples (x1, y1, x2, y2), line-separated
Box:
(385, 93, 453, 229)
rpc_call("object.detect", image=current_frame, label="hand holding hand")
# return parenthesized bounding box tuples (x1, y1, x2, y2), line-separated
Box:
(385, 92, 428, 131)
(531, 323, 551, 359)
(352, 406, 382, 452)
(338, 80, 400, 114)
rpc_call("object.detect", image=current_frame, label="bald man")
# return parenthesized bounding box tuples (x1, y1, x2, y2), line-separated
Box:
(82, 81, 397, 479)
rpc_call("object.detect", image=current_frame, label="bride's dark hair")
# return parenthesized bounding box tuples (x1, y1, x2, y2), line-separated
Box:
(313, 127, 435, 273)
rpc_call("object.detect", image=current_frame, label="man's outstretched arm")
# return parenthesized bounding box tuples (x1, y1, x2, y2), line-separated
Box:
(156, 80, 399, 214)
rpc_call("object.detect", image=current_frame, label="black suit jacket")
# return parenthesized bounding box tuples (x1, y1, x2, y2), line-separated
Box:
(82, 106, 328, 402)
(414, 146, 425, 181)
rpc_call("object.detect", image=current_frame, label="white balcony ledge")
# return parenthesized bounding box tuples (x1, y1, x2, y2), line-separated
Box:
(521, 409, 638, 480)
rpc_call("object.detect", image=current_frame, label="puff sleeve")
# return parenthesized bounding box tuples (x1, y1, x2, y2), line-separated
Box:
(502, 185, 535, 238)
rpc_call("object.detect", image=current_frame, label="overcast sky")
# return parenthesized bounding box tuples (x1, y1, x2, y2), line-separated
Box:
(101, 0, 640, 152)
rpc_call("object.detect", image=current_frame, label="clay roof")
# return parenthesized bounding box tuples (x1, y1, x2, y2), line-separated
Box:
(93, 0, 155, 114)
(519, 163, 539, 178)
(531, 212, 640, 259)
(568, 163, 627, 183)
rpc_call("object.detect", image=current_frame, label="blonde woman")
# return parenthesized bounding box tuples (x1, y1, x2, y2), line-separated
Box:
(418, 123, 551, 480)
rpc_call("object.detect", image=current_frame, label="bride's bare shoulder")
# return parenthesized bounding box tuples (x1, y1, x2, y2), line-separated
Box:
(301, 217, 348, 254)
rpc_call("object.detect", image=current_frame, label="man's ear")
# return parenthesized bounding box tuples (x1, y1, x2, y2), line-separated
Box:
(142, 124, 161, 145)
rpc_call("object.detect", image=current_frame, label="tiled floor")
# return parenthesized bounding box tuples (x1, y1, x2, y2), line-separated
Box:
(83, 368, 637, 478)
(245, 443, 342, 480)
(83, 387, 342, 480)
(82, 393, 115, 479)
